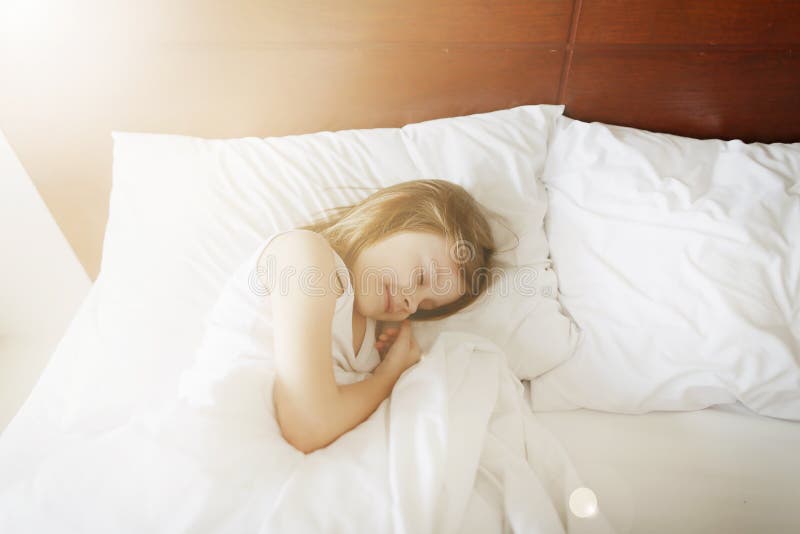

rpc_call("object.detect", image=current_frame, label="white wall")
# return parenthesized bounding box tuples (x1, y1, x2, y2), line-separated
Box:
(0, 129, 91, 434)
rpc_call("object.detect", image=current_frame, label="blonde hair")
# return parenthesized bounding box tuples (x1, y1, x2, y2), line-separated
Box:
(300, 179, 507, 321)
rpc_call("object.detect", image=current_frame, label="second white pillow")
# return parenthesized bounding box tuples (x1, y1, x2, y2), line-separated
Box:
(531, 116, 800, 421)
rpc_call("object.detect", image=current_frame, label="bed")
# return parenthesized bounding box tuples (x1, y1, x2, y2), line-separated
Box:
(1, 2, 799, 533)
(534, 398, 800, 533)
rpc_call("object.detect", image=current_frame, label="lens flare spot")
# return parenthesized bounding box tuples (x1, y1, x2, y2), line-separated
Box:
(569, 487, 598, 518)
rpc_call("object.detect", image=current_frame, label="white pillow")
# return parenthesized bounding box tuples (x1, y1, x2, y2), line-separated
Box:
(414, 265, 579, 379)
(78, 104, 574, 425)
(531, 116, 800, 420)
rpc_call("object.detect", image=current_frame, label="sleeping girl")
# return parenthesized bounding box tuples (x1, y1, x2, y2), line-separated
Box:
(180, 179, 497, 453)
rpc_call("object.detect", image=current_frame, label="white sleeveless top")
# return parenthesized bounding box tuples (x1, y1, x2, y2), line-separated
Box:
(179, 230, 381, 411)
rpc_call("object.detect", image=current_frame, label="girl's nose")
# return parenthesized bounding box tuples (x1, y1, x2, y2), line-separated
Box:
(404, 295, 418, 314)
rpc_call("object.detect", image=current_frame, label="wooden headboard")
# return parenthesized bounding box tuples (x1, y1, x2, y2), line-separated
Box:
(1, 1, 798, 279)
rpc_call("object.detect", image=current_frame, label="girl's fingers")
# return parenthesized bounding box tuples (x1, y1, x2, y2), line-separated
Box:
(377, 327, 399, 345)
(376, 323, 405, 354)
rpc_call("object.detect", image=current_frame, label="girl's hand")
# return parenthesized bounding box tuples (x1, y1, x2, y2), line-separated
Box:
(374, 324, 400, 357)
(377, 320, 421, 374)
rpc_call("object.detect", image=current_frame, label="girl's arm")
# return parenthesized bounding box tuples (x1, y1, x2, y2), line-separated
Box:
(273, 360, 405, 454)
(324, 322, 417, 445)
(266, 231, 418, 454)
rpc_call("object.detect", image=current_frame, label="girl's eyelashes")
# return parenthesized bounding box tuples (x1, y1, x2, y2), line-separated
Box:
(418, 270, 424, 285)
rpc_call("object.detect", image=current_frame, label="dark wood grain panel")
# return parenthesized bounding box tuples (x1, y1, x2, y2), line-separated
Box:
(43, 0, 573, 45)
(563, 48, 800, 143)
(577, 0, 800, 45)
(6, 0, 800, 278)
(145, 45, 564, 135)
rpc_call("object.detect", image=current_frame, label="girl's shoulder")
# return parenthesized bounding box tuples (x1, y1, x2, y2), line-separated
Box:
(256, 229, 347, 297)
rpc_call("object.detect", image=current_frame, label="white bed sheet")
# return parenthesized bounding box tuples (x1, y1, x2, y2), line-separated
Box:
(2, 281, 798, 533)
(526, 382, 800, 533)
(1, 282, 615, 533)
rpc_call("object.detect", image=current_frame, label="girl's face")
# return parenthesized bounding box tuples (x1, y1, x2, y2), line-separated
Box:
(350, 231, 465, 321)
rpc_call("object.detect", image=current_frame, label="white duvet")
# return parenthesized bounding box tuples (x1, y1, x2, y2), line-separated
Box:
(0, 331, 614, 534)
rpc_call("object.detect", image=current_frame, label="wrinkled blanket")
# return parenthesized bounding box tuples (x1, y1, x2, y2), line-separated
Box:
(0, 332, 614, 533)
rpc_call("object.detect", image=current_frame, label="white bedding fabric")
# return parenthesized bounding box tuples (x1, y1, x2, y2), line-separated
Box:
(0, 284, 614, 533)
(3, 283, 798, 533)
(533, 389, 800, 534)
(533, 116, 800, 419)
(4, 107, 798, 530)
